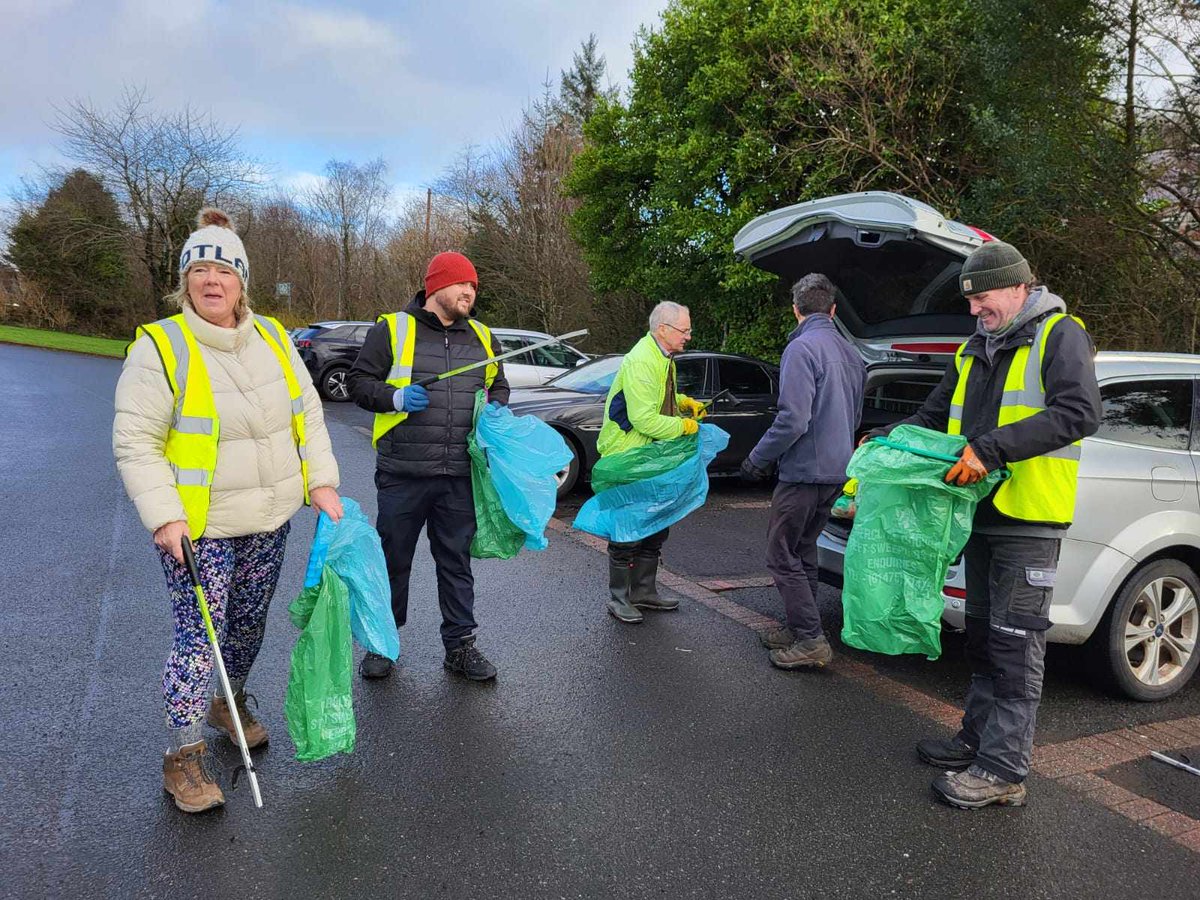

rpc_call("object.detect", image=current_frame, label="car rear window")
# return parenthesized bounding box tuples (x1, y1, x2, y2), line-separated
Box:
(1097, 379, 1193, 450)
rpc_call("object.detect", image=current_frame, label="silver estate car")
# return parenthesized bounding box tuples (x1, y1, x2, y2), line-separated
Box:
(735, 192, 1200, 701)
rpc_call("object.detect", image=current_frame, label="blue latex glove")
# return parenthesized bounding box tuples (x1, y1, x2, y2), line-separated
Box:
(393, 384, 429, 413)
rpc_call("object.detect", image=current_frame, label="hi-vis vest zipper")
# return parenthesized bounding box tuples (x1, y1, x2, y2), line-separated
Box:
(948, 312, 1085, 525)
(133, 313, 310, 539)
(371, 313, 497, 447)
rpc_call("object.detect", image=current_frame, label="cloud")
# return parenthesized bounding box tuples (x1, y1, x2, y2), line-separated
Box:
(0, 0, 669, 201)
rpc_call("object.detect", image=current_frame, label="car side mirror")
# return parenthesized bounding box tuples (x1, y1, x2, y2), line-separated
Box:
(575, 358, 586, 367)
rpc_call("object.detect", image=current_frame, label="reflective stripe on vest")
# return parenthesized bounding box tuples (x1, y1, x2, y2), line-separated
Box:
(134, 313, 310, 539)
(371, 313, 496, 447)
(947, 313, 1085, 524)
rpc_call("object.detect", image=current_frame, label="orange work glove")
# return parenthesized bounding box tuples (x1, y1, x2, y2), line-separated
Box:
(680, 417, 700, 436)
(945, 443, 989, 485)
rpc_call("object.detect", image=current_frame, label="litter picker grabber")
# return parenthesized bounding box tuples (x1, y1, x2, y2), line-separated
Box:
(180, 536, 264, 809)
(412, 329, 589, 388)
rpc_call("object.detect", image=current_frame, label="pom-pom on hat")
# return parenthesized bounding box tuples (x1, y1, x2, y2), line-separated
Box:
(178, 208, 249, 288)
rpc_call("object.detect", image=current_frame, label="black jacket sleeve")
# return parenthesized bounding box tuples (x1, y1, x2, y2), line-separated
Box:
(348, 321, 399, 414)
(488, 334, 511, 406)
(971, 319, 1101, 470)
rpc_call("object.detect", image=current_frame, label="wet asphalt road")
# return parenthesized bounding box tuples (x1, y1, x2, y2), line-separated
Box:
(3, 343, 1200, 899)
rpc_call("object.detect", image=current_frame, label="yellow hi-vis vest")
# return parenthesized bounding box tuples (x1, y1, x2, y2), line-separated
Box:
(134, 313, 310, 539)
(371, 313, 497, 447)
(948, 312, 1085, 524)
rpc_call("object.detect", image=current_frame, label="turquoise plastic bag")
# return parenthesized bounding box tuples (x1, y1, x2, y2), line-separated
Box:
(840, 425, 1005, 660)
(304, 497, 398, 661)
(475, 401, 573, 551)
(572, 424, 730, 543)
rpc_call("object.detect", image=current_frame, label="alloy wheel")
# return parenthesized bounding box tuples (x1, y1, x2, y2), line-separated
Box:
(325, 369, 350, 401)
(1124, 576, 1198, 688)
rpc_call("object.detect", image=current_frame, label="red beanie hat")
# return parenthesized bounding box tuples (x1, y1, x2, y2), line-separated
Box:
(424, 252, 478, 298)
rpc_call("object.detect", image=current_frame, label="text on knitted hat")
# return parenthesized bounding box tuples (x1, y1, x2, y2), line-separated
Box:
(179, 208, 249, 285)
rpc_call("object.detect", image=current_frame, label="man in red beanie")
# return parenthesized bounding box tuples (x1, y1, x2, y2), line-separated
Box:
(348, 252, 510, 681)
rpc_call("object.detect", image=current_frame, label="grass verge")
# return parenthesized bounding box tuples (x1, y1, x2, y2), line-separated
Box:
(0, 325, 127, 358)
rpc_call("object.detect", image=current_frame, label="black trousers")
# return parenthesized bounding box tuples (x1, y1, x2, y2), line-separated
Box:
(765, 481, 842, 640)
(376, 475, 477, 650)
(607, 528, 670, 566)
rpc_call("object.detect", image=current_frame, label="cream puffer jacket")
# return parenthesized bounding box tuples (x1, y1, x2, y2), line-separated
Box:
(113, 304, 340, 538)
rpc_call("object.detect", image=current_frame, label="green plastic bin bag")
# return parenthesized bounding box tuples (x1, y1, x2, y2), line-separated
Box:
(284, 566, 355, 761)
(467, 391, 526, 559)
(840, 425, 1005, 660)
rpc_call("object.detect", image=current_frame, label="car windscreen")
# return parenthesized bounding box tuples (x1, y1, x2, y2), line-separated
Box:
(547, 355, 624, 393)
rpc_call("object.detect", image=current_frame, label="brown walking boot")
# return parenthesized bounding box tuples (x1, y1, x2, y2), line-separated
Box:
(207, 691, 268, 749)
(758, 626, 794, 650)
(769, 635, 834, 670)
(163, 740, 225, 813)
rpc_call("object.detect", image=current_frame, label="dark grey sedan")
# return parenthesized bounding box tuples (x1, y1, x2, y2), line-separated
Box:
(506, 350, 782, 497)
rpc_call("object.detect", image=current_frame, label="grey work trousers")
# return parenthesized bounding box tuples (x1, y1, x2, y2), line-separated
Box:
(956, 531, 1061, 784)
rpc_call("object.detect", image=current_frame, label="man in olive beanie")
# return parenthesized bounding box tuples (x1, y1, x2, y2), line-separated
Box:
(868, 238, 1101, 809)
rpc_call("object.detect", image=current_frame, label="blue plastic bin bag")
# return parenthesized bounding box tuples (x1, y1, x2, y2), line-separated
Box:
(572, 424, 729, 543)
(303, 497, 399, 661)
(474, 401, 574, 551)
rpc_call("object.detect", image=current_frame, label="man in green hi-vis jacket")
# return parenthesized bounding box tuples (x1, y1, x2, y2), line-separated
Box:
(597, 301, 706, 624)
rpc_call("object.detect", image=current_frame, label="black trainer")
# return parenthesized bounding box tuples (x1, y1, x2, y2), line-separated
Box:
(916, 735, 976, 770)
(444, 641, 497, 681)
(359, 652, 394, 680)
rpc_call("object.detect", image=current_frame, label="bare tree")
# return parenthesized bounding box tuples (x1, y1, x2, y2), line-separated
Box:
(431, 145, 497, 236)
(305, 158, 391, 319)
(51, 86, 262, 316)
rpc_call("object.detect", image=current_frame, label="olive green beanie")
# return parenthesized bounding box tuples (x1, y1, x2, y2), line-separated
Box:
(959, 241, 1032, 295)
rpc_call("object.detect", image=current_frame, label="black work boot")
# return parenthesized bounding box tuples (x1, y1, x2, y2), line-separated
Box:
(444, 640, 497, 681)
(359, 652, 394, 680)
(932, 764, 1027, 809)
(607, 559, 643, 624)
(630, 556, 678, 611)
(916, 735, 976, 770)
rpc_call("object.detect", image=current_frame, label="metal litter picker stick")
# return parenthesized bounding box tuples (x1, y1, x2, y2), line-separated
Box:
(412, 329, 589, 388)
(181, 536, 264, 809)
(1151, 751, 1200, 777)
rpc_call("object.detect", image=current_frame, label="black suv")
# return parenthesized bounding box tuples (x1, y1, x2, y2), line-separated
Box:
(294, 321, 374, 401)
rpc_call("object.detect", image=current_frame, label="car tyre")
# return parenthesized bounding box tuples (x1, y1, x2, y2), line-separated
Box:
(319, 365, 351, 402)
(1100, 559, 1200, 701)
(554, 432, 581, 499)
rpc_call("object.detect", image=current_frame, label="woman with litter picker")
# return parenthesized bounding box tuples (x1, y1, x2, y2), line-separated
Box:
(113, 209, 343, 813)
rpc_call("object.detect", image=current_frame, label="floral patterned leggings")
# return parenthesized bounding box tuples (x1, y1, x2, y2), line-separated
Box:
(157, 523, 290, 728)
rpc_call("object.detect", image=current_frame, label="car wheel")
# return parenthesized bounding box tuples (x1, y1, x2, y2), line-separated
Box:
(554, 432, 581, 499)
(319, 366, 351, 402)
(1102, 559, 1200, 701)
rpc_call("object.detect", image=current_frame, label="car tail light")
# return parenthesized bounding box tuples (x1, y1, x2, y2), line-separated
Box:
(943, 586, 967, 599)
(967, 226, 996, 242)
(296, 339, 312, 349)
(890, 342, 962, 354)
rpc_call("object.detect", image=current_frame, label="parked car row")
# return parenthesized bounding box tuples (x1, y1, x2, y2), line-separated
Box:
(292, 320, 590, 401)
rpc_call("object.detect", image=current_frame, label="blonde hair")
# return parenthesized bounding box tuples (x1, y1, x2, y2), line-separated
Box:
(167, 271, 250, 323)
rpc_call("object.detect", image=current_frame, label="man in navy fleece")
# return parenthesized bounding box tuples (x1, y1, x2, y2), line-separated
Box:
(741, 274, 865, 670)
